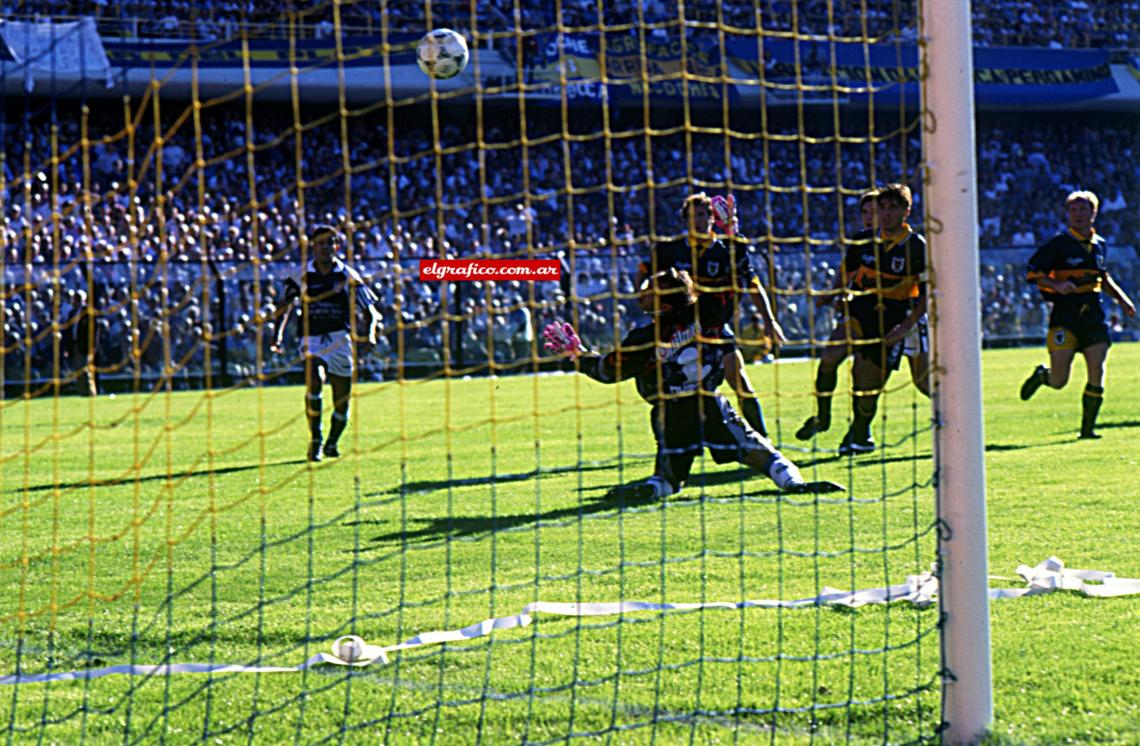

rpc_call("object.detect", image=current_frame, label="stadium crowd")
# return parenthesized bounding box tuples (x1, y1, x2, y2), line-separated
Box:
(2, 98, 1138, 388)
(3, 0, 1138, 49)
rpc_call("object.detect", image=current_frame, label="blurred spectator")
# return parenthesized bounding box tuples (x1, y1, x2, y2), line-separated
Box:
(2, 94, 1138, 392)
(737, 312, 774, 363)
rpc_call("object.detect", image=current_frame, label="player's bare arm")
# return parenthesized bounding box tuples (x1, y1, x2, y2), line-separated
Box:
(884, 296, 927, 346)
(270, 299, 298, 354)
(748, 281, 787, 344)
(1104, 272, 1136, 317)
(354, 304, 383, 355)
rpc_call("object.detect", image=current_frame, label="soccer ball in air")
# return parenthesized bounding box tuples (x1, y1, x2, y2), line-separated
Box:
(417, 29, 469, 80)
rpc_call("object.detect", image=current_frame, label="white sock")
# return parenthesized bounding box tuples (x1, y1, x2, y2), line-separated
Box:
(767, 454, 804, 489)
(645, 476, 676, 498)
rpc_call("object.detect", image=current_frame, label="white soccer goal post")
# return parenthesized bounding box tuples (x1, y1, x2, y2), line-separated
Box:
(920, 1, 994, 743)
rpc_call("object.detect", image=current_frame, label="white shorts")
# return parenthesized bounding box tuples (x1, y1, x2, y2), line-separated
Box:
(902, 315, 929, 359)
(302, 331, 354, 378)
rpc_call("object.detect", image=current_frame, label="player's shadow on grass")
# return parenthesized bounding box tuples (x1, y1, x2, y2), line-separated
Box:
(362, 483, 662, 547)
(1089, 419, 1140, 431)
(9, 459, 308, 493)
(802, 441, 1035, 469)
(362, 439, 1044, 545)
(365, 460, 649, 498)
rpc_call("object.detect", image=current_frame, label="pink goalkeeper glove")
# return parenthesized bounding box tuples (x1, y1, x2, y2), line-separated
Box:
(710, 194, 736, 236)
(542, 321, 583, 357)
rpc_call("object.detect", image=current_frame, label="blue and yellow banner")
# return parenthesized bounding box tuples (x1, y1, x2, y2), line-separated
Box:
(103, 33, 418, 69)
(527, 30, 733, 103)
(99, 31, 1119, 106)
(724, 38, 1117, 105)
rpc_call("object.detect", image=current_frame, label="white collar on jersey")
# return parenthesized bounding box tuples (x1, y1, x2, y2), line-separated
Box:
(306, 256, 345, 274)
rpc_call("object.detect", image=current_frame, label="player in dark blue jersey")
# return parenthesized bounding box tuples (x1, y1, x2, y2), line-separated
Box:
(545, 268, 840, 499)
(639, 193, 785, 438)
(797, 190, 876, 441)
(272, 225, 383, 461)
(836, 183, 929, 455)
(796, 189, 931, 443)
(1019, 191, 1135, 439)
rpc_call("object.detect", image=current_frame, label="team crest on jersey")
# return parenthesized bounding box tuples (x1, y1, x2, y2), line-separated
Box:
(1066, 257, 1083, 266)
(891, 256, 906, 273)
(705, 261, 719, 276)
(1053, 329, 1066, 346)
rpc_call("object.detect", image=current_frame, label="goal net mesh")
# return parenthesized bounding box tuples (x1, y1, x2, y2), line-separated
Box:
(1, 0, 940, 741)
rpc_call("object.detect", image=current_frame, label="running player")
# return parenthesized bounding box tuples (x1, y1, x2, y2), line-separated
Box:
(1019, 190, 1135, 439)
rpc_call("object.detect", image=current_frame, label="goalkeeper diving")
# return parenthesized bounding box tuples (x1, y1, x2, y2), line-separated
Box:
(544, 268, 843, 498)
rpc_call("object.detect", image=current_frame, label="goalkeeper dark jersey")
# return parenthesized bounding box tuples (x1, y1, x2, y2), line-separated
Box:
(642, 236, 759, 330)
(581, 305, 725, 404)
(281, 258, 378, 337)
(1026, 228, 1108, 309)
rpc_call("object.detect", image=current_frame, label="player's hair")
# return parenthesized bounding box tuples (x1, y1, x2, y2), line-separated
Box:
(680, 192, 712, 218)
(877, 183, 912, 209)
(644, 268, 697, 309)
(1065, 190, 1099, 213)
(859, 189, 879, 207)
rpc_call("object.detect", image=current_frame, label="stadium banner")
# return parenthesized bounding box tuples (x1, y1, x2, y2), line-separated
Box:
(724, 38, 1118, 104)
(102, 33, 418, 68)
(526, 30, 733, 103)
(78, 30, 476, 101)
(10, 23, 1120, 106)
(0, 17, 113, 92)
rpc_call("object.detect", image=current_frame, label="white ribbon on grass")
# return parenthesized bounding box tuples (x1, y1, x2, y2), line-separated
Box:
(990, 556, 1140, 600)
(3, 556, 1136, 685)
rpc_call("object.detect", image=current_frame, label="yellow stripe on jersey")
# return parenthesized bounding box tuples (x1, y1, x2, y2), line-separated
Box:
(1028, 268, 1103, 294)
(849, 225, 922, 300)
(850, 267, 922, 300)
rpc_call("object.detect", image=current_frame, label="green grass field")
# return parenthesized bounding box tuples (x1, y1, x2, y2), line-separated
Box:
(1, 344, 1138, 744)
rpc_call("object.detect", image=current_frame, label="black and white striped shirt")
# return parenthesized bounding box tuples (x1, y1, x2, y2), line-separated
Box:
(281, 258, 379, 337)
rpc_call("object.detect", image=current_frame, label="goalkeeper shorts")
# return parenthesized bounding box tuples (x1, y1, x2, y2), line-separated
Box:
(302, 331, 355, 378)
(650, 395, 770, 490)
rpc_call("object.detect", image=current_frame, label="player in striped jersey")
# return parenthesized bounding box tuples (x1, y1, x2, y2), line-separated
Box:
(837, 183, 928, 455)
(272, 225, 383, 461)
(1019, 191, 1135, 439)
(796, 189, 931, 443)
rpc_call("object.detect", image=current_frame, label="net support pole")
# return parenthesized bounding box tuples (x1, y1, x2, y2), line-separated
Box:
(919, 2, 993, 744)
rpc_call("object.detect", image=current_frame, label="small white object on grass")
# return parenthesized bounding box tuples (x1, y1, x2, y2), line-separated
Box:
(334, 635, 366, 663)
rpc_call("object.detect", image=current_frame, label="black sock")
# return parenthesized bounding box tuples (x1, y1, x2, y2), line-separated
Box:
(307, 394, 323, 443)
(852, 393, 878, 441)
(1081, 384, 1104, 435)
(740, 397, 768, 438)
(327, 409, 349, 448)
(815, 366, 838, 425)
